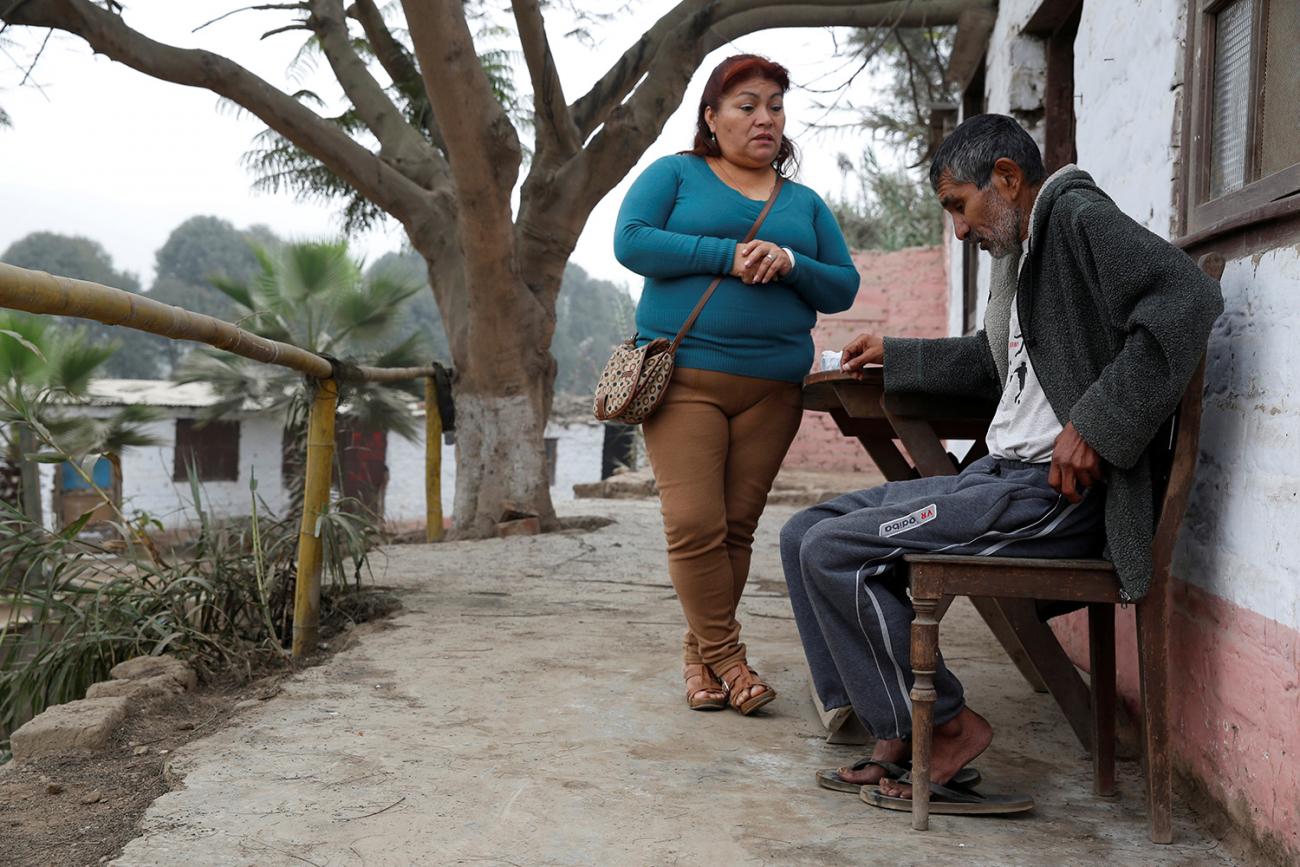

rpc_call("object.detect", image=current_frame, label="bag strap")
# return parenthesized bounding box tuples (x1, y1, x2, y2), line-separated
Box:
(670, 176, 785, 353)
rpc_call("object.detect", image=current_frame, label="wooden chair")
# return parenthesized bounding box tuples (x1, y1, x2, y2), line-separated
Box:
(901, 253, 1223, 843)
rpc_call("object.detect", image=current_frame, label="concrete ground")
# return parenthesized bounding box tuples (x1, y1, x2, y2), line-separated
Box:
(115, 500, 1237, 866)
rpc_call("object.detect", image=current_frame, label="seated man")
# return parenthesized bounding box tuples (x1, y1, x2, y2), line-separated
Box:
(781, 114, 1223, 809)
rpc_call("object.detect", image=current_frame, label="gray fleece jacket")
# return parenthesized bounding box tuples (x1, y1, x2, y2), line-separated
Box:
(883, 168, 1223, 600)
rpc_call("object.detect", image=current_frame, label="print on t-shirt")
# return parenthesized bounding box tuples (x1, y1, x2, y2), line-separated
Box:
(1010, 328, 1027, 404)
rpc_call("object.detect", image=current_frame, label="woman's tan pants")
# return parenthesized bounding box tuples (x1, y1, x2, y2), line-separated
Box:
(642, 367, 803, 678)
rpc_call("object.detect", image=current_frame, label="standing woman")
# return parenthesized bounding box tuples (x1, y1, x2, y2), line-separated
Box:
(614, 55, 859, 715)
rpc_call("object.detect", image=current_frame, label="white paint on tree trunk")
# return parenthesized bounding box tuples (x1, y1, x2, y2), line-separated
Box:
(451, 392, 555, 531)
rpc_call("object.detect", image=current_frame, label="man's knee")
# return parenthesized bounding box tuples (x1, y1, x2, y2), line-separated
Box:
(797, 518, 845, 586)
(779, 506, 823, 560)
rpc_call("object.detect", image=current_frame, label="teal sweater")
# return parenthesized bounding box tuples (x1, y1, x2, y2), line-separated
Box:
(614, 155, 859, 383)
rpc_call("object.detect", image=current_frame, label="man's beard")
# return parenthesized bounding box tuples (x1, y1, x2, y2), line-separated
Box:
(971, 193, 1022, 258)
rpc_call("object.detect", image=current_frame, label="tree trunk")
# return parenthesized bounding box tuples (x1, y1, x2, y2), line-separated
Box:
(420, 249, 559, 539)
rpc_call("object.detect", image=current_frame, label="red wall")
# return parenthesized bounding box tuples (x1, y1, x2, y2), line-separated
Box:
(784, 246, 949, 473)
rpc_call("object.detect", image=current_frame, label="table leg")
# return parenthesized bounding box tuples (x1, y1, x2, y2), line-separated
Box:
(883, 410, 958, 477)
(829, 409, 917, 481)
(958, 438, 990, 470)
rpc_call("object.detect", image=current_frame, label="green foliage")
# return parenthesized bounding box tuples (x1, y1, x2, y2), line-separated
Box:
(829, 150, 944, 252)
(0, 478, 379, 750)
(244, 109, 388, 236)
(852, 27, 957, 166)
(1, 232, 163, 378)
(553, 263, 634, 396)
(177, 239, 428, 445)
(0, 315, 163, 514)
(364, 250, 450, 363)
(363, 252, 632, 397)
(150, 216, 280, 317)
(240, 11, 527, 232)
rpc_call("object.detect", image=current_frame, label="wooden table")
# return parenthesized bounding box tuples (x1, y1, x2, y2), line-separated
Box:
(801, 368, 1101, 752)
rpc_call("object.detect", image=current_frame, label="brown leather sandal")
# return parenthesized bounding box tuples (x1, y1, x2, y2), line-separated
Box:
(719, 664, 776, 715)
(683, 663, 727, 711)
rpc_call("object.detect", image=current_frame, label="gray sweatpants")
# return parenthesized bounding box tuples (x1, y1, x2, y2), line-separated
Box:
(780, 455, 1105, 740)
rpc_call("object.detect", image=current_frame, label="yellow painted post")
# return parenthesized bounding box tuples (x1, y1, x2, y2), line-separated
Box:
(292, 378, 339, 658)
(425, 375, 444, 542)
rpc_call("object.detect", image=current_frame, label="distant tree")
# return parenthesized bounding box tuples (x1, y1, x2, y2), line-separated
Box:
(147, 217, 284, 371)
(552, 264, 634, 396)
(0, 0, 975, 537)
(150, 216, 280, 316)
(365, 252, 630, 397)
(854, 26, 957, 166)
(829, 150, 944, 251)
(824, 26, 955, 252)
(364, 250, 451, 363)
(1, 232, 164, 378)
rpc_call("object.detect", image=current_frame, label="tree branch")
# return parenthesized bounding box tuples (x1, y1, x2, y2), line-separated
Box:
(2, 0, 431, 223)
(509, 0, 579, 157)
(345, 0, 444, 151)
(569, 0, 983, 213)
(307, 0, 441, 189)
(401, 0, 521, 284)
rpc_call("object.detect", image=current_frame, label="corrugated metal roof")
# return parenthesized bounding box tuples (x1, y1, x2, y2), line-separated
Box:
(82, 379, 429, 415)
(84, 379, 226, 408)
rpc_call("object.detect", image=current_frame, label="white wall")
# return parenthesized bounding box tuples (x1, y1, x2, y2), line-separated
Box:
(37, 411, 288, 531)
(1179, 248, 1300, 632)
(1074, 0, 1186, 235)
(36, 407, 615, 533)
(383, 419, 610, 528)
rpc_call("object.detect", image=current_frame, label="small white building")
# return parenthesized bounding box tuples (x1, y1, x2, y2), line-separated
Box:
(37, 380, 606, 533)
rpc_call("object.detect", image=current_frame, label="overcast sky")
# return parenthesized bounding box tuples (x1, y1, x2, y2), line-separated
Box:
(0, 2, 887, 292)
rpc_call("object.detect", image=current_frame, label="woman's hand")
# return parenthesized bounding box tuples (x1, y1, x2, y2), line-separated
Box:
(731, 240, 791, 284)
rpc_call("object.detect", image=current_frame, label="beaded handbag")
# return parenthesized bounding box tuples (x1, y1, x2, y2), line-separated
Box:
(593, 177, 784, 425)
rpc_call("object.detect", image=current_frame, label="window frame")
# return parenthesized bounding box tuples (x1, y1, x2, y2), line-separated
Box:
(1183, 0, 1300, 237)
(172, 418, 241, 483)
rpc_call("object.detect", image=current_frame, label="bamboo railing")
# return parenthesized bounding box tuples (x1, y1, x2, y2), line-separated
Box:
(0, 261, 446, 658)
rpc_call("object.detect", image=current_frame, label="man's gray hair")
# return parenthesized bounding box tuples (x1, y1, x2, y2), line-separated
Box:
(929, 114, 1046, 191)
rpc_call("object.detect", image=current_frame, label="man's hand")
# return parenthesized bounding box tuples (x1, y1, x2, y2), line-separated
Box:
(840, 332, 885, 378)
(1049, 422, 1102, 503)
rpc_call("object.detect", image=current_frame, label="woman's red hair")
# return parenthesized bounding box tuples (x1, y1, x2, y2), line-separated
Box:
(683, 54, 799, 176)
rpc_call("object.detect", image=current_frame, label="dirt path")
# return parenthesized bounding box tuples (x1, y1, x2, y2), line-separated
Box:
(114, 500, 1238, 866)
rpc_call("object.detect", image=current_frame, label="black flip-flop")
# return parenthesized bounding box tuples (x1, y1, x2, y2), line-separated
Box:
(860, 772, 1034, 815)
(816, 759, 982, 794)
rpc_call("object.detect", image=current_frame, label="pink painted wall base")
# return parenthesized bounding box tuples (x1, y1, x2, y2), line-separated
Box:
(1051, 581, 1300, 858)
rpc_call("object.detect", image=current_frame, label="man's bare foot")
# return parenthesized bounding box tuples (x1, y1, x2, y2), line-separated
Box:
(837, 736, 909, 785)
(878, 707, 993, 799)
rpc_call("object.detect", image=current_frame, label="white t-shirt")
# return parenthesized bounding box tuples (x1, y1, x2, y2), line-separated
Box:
(985, 294, 1062, 463)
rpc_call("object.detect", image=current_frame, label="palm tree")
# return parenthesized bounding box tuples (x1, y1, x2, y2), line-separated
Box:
(0, 312, 162, 527)
(177, 239, 427, 514)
